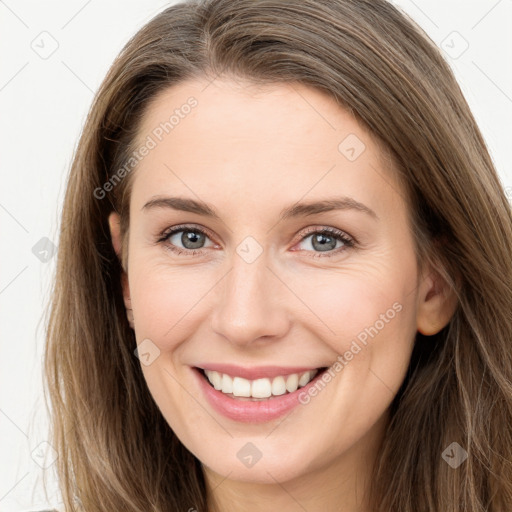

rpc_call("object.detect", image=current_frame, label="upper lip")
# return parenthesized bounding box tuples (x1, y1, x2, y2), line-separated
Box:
(195, 364, 326, 380)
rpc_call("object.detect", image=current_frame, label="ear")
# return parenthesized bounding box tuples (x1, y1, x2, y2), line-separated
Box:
(108, 212, 132, 322)
(416, 262, 458, 336)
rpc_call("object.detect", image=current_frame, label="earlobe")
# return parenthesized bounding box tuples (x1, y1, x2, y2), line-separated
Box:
(108, 212, 122, 259)
(416, 266, 458, 336)
(122, 273, 134, 329)
(108, 212, 134, 328)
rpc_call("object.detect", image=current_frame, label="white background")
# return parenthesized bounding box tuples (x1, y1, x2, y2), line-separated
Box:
(0, 0, 511, 510)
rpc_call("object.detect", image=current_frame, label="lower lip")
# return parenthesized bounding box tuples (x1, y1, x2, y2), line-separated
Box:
(192, 367, 327, 423)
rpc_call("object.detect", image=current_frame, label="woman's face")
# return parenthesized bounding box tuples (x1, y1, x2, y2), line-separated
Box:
(109, 77, 451, 489)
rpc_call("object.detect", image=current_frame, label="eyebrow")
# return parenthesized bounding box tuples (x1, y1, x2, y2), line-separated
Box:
(141, 195, 378, 220)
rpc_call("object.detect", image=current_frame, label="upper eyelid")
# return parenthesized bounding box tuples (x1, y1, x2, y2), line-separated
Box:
(160, 223, 217, 242)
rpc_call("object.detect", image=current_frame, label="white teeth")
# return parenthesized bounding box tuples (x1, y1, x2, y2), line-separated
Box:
(285, 373, 299, 393)
(211, 371, 222, 390)
(221, 373, 233, 393)
(232, 377, 251, 397)
(298, 371, 312, 387)
(252, 378, 272, 398)
(203, 369, 320, 398)
(271, 376, 287, 396)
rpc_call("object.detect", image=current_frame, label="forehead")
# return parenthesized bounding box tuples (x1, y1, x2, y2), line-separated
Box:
(129, 77, 406, 222)
(137, 77, 374, 154)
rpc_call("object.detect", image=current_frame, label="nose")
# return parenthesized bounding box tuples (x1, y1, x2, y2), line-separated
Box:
(210, 249, 291, 347)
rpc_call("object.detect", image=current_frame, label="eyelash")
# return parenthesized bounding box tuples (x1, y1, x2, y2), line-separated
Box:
(156, 224, 356, 259)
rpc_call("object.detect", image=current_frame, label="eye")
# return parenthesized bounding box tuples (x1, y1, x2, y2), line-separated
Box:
(157, 225, 216, 256)
(292, 226, 355, 258)
(156, 224, 355, 258)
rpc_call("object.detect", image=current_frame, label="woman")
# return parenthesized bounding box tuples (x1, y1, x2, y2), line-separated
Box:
(44, 0, 512, 510)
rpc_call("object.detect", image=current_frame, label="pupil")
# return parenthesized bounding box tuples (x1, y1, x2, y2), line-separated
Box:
(182, 231, 204, 249)
(313, 233, 336, 252)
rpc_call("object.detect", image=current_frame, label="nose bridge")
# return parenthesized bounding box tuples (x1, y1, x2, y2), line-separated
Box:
(210, 245, 290, 346)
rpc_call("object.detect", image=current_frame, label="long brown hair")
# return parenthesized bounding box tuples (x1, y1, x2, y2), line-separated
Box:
(43, 0, 512, 510)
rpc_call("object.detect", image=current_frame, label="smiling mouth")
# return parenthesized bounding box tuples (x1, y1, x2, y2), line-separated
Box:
(196, 367, 329, 401)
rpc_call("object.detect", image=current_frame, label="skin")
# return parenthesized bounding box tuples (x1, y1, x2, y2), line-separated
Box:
(108, 77, 457, 512)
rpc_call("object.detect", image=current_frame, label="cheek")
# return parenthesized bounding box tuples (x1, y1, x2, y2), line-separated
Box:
(292, 255, 419, 393)
(319, 273, 419, 407)
(129, 264, 219, 349)
(284, 257, 413, 344)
